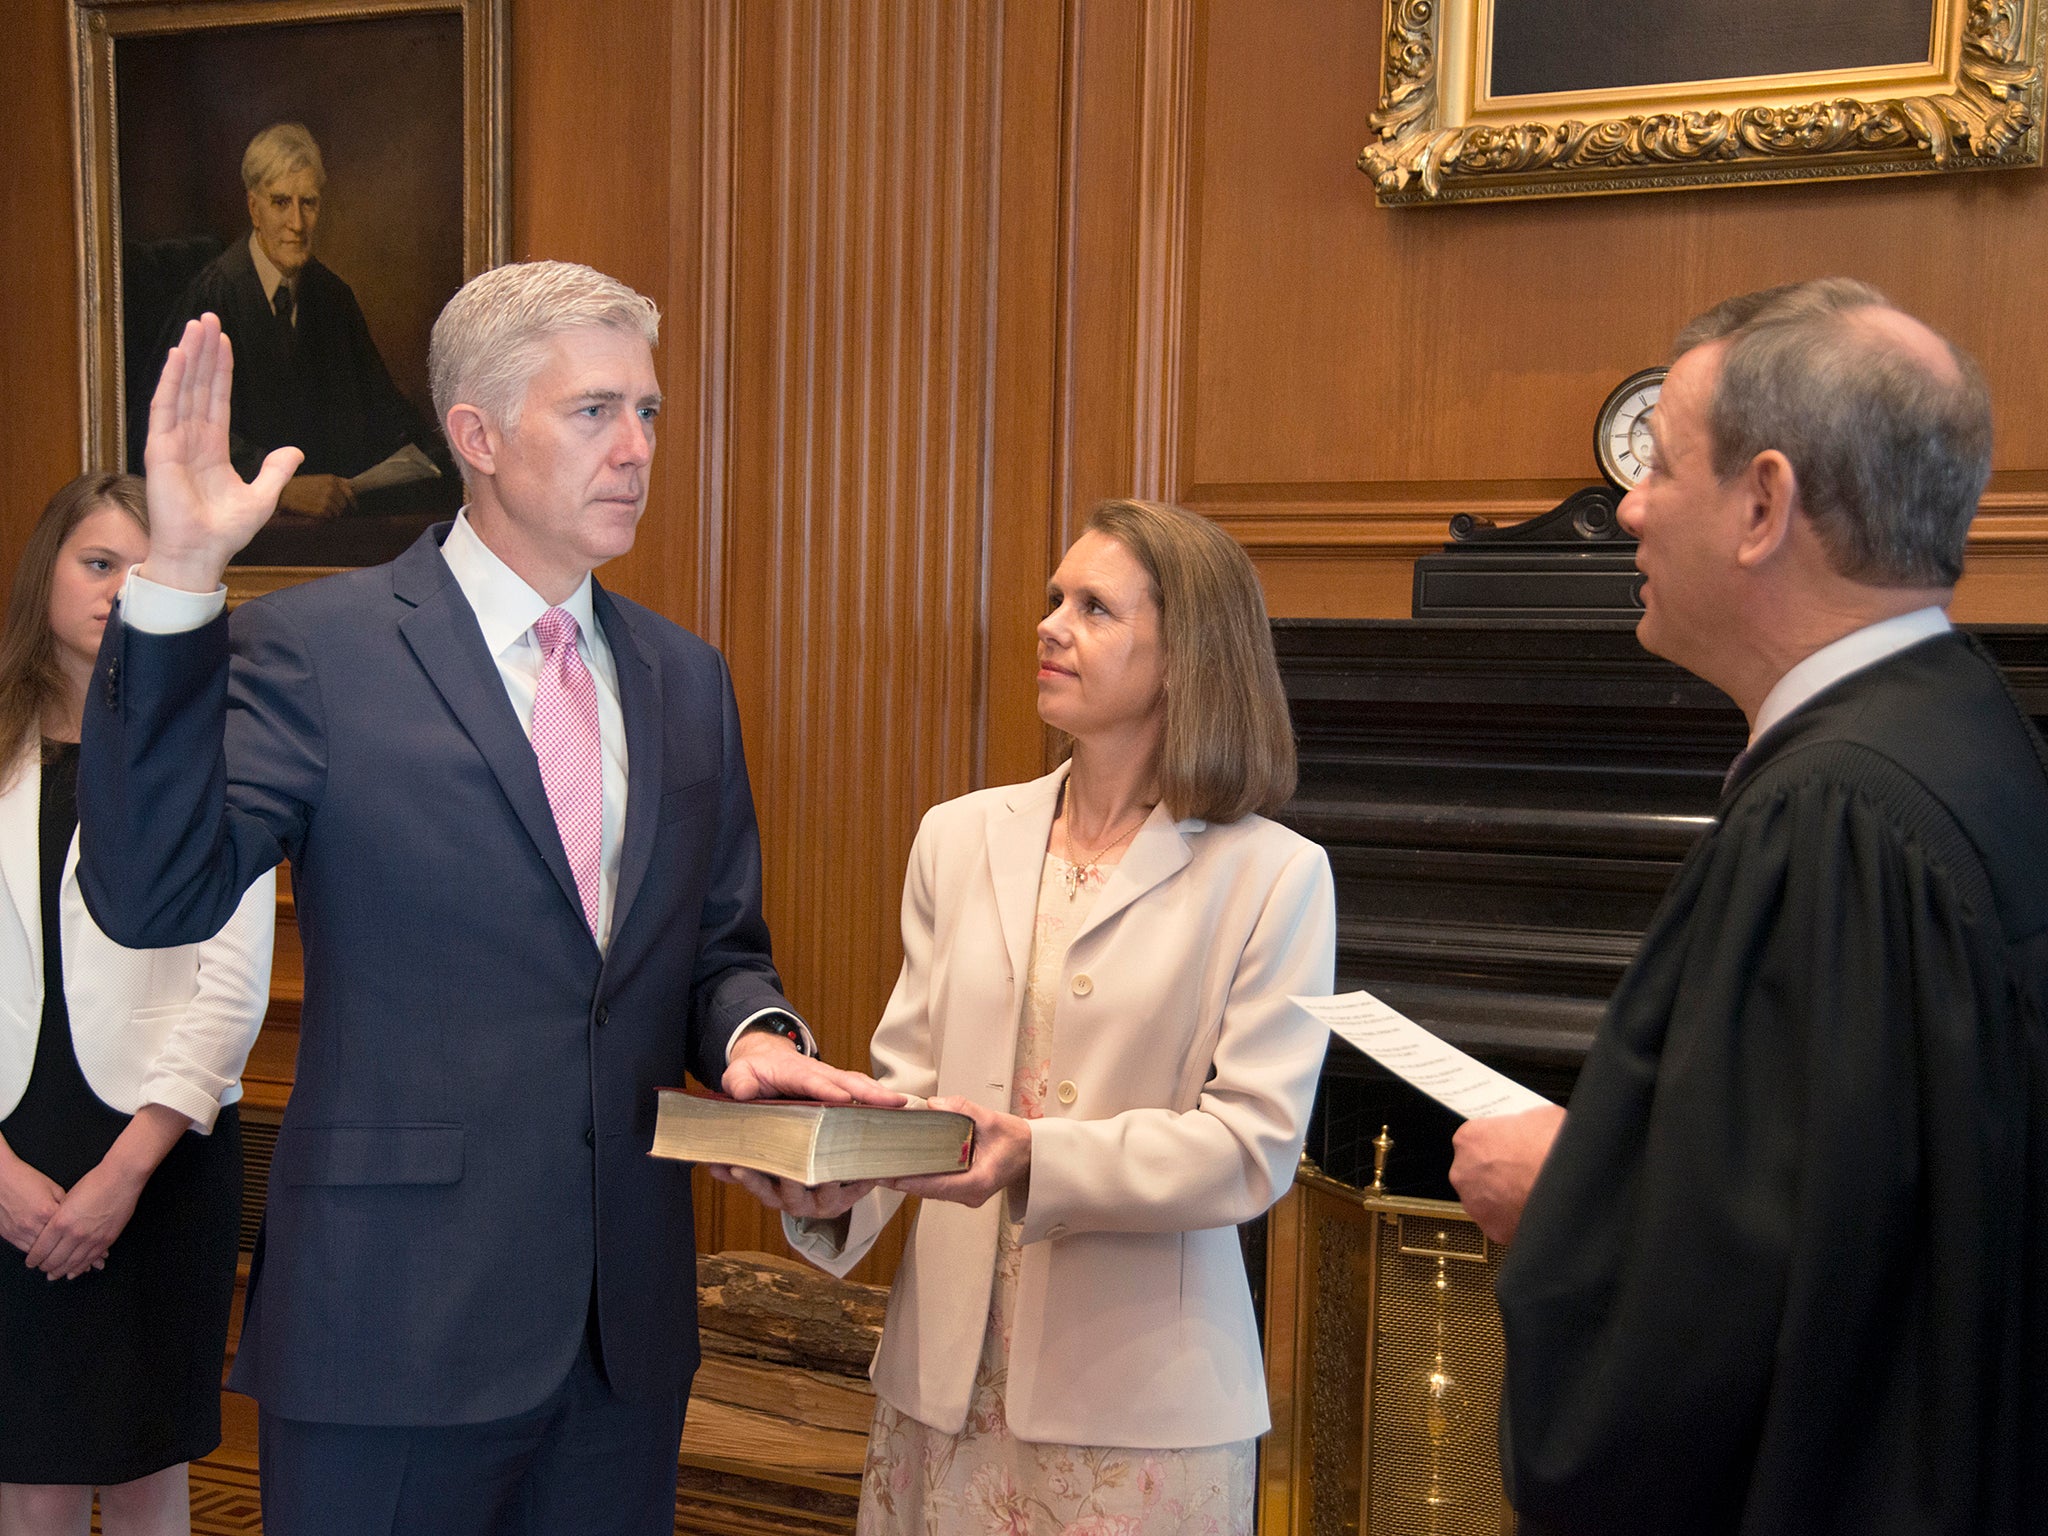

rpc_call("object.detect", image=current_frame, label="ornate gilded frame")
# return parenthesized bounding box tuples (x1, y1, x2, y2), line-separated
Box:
(69, 0, 507, 595)
(1362, 0, 2047, 205)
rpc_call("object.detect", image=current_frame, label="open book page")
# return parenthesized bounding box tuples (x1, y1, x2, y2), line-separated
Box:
(1291, 988, 1554, 1121)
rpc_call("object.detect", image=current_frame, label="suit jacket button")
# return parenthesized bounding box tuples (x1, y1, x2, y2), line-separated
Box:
(1047, 1223, 1069, 1239)
(1056, 1080, 1078, 1105)
(594, 1004, 609, 1028)
(584, 1126, 595, 1147)
(1070, 974, 1093, 997)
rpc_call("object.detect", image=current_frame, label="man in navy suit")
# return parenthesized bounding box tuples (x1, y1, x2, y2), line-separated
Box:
(78, 262, 895, 1535)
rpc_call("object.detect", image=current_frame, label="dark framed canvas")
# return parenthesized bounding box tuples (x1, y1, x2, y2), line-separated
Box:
(71, 0, 506, 592)
(1362, 0, 2045, 205)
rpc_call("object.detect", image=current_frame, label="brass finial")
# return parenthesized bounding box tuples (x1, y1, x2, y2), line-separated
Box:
(1369, 1124, 1393, 1194)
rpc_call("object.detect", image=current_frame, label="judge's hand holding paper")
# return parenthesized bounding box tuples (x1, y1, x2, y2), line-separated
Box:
(1292, 988, 1562, 1243)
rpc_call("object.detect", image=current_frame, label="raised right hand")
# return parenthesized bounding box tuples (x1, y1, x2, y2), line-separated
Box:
(140, 314, 304, 593)
(0, 1138, 64, 1256)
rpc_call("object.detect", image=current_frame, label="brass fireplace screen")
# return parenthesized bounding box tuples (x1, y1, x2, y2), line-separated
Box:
(1260, 1152, 1517, 1536)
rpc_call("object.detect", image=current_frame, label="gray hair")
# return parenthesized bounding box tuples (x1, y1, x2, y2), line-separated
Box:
(427, 261, 661, 443)
(242, 123, 326, 194)
(1673, 277, 1990, 587)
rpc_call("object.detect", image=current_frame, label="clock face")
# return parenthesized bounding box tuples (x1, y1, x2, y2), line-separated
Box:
(1595, 367, 1667, 491)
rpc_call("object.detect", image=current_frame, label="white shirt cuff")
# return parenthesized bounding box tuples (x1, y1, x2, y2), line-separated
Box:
(121, 568, 227, 634)
(724, 1007, 818, 1065)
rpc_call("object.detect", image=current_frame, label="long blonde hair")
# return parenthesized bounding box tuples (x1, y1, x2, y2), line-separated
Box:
(0, 473, 148, 785)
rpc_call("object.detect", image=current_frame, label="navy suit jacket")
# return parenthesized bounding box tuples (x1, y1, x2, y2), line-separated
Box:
(78, 527, 790, 1425)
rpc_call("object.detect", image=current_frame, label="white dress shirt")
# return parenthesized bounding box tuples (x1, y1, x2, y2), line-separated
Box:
(1749, 606, 1952, 748)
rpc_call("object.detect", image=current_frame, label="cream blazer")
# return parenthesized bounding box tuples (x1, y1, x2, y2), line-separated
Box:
(787, 764, 1335, 1448)
(0, 750, 275, 1131)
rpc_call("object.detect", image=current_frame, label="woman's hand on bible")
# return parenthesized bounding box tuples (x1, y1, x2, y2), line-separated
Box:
(707, 1164, 877, 1221)
(884, 1097, 1030, 1208)
(0, 1142, 64, 1256)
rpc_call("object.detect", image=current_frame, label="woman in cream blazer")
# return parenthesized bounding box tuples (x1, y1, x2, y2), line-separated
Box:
(0, 473, 274, 1536)
(737, 501, 1335, 1536)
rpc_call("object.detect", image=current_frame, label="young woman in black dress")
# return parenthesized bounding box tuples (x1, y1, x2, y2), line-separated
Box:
(0, 474, 275, 1536)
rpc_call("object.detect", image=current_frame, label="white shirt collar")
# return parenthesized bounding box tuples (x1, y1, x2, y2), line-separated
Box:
(1749, 606, 1951, 746)
(439, 510, 599, 658)
(248, 232, 293, 303)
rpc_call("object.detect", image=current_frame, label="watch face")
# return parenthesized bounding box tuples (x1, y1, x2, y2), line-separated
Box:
(1595, 367, 1667, 491)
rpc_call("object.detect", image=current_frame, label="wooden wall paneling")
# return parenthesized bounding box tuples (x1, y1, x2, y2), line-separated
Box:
(708, 0, 1012, 1275)
(979, 2, 1070, 789)
(3, 1, 85, 566)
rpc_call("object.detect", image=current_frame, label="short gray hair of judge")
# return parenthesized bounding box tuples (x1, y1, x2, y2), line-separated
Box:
(1673, 277, 1990, 588)
(241, 123, 326, 194)
(428, 261, 661, 438)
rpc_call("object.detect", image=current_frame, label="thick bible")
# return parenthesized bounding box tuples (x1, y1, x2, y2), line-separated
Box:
(650, 1089, 973, 1184)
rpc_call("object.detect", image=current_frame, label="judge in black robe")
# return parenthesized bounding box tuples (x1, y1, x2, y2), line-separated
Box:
(1497, 632, 2047, 1534)
(1453, 279, 2047, 1536)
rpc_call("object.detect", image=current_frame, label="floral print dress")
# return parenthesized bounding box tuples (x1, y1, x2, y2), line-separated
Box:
(857, 850, 1255, 1536)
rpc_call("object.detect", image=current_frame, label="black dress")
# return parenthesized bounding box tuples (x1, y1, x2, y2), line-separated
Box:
(0, 742, 243, 1484)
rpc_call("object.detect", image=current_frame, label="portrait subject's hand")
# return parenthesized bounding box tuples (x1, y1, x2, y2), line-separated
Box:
(0, 1141, 63, 1257)
(720, 1030, 906, 1108)
(275, 473, 358, 520)
(1449, 1104, 1567, 1246)
(884, 1096, 1029, 1210)
(141, 313, 305, 593)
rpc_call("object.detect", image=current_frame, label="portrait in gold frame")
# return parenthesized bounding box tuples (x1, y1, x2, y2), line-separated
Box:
(70, 0, 507, 597)
(1362, 0, 2046, 206)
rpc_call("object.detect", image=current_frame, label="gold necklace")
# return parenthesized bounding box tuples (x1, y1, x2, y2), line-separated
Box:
(1057, 786, 1148, 900)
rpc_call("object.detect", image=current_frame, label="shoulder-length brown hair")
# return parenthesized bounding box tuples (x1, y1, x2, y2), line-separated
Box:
(0, 473, 148, 785)
(1081, 499, 1295, 823)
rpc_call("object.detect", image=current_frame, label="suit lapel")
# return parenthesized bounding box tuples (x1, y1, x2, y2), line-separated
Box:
(596, 583, 661, 937)
(392, 536, 588, 929)
(1071, 805, 1194, 949)
(986, 768, 1065, 984)
(0, 754, 40, 997)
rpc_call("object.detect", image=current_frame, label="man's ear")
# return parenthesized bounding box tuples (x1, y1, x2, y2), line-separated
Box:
(1734, 449, 1798, 569)
(444, 404, 497, 481)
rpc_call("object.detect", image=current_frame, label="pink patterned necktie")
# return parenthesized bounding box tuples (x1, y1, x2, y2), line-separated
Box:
(530, 607, 603, 934)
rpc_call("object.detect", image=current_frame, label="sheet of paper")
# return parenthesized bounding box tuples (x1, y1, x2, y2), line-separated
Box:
(1292, 989, 1554, 1121)
(348, 443, 441, 495)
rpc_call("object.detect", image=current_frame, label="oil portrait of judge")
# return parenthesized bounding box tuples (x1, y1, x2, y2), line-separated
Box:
(105, 8, 484, 570)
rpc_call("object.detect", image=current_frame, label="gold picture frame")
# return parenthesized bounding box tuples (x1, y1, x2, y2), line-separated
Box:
(1361, 0, 2047, 206)
(70, 0, 507, 588)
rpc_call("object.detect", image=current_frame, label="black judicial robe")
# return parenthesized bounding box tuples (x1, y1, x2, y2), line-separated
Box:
(1496, 632, 2048, 1536)
(151, 239, 443, 485)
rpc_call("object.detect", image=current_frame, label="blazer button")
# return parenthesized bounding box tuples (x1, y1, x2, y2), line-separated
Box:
(1070, 974, 1093, 997)
(1056, 1080, 1078, 1105)
(584, 1126, 595, 1147)
(1047, 1223, 1069, 1239)
(593, 1004, 609, 1028)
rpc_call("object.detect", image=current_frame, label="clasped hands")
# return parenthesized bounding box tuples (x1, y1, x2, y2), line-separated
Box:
(711, 1032, 1031, 1222)
(0, 1142, 138, 1282)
